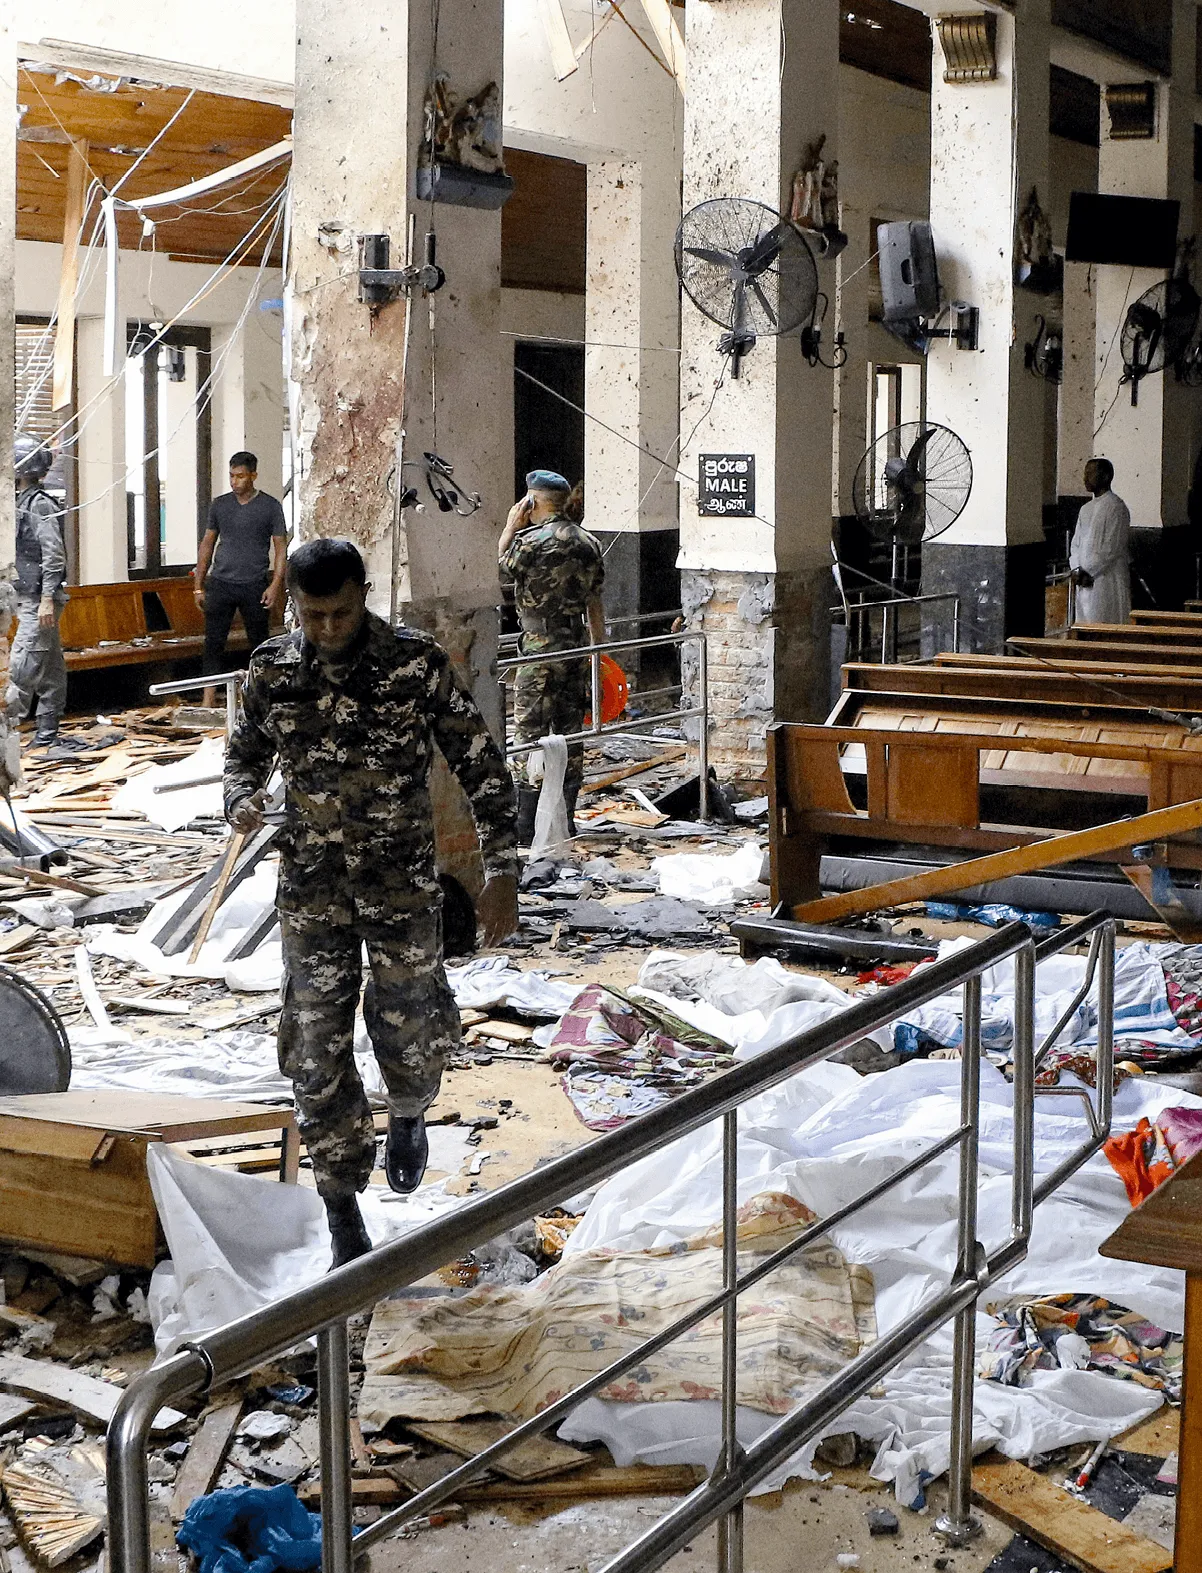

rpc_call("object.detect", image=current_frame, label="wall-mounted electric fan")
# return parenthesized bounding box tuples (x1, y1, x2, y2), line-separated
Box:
(1120, 278, 1200, 404)
(674, 198, 818, 375)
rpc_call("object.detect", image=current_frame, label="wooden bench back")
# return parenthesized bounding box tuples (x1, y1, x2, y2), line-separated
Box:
(57, 578, 203, 650)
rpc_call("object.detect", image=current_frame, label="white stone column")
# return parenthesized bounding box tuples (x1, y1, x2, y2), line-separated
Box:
(584, 157, 680, 618)
(211, 309, 285, 503)
(74, 318, 128, 584)
(1058, 261, 1096, 497)
(1092, 8, 1194, 550)
(678, 0, 839, 770)
(289, 0, 508, 890)
(921, 0, 1051, 650)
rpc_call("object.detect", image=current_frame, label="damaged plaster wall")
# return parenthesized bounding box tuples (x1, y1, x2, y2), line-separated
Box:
(680, 568, 828, 773)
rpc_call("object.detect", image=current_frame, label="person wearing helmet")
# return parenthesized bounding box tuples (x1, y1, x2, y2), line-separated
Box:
(12, 439, 70, 750)
(497, 471, 604, 842)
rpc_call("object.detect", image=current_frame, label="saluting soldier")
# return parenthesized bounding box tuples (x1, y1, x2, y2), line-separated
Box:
(498, 470, 605, 841)
(224, 538, 517, 1268)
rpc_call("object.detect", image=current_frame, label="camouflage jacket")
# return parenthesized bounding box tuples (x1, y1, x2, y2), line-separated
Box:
(15, 487, 68, 604)
(501, 513, 604, 651)
(224, 612, 517, 922)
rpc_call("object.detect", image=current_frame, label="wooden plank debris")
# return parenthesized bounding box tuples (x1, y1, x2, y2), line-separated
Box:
(189, 830, 247, 963)
(299, 1461, 704, 1508)
(404, 1417, 591, 1482)
(793, 796, 1202, 925)
(0, 1460, 105, 1568)
(0, 1355, 185, 1432)
(170, 1399, 242, 1520)
(971, 1455, 1173, 1573)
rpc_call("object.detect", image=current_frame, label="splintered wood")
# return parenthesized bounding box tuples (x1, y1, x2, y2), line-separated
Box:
(0, 1460, 105, 1567)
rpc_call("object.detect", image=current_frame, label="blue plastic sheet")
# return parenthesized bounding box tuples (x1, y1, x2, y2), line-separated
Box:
(176, 1484, 323, 1573)
(924, 900, 1061, 932)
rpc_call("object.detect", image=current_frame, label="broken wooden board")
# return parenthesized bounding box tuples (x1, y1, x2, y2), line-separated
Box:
(0, 1393, 37, 1434)
(170, 1399, 242, 1520)
(299, 1460, 703, 1509)
(971, 1456, 1173, 1573)
(0, 1355, 185, 1433)
(404, 1417, 592, 1482)
(0, 1457, 106, 1568)
(458, 1461, 706, 1502)
(793, 795, 1202, 925)
(1116, 1406, 1180, 1460)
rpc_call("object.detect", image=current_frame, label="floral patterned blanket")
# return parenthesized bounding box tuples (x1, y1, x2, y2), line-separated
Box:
(357, 1193, 876, 1428)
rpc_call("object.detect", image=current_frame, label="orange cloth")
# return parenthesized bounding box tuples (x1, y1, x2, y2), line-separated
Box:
(1103, 1117, 1176, 1207)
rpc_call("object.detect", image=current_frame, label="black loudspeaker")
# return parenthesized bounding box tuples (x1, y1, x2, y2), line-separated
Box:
(878, 221, 941, 321)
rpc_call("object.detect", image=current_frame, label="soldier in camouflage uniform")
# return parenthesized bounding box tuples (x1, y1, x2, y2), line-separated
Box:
(498, 470, 604, 840)
(225, 538, 517, 1266)
(12, 439, 69, 750)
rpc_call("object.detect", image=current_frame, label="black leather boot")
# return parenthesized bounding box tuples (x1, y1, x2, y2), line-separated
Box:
(385, 1114, 429, 1194)
(325, 1194, 372, 1270)
(516, 783, 540, 846)
(564, 782, 580, 837)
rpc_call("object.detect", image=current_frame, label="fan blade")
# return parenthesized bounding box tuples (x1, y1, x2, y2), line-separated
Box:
(749, 278, 778, 329)
(902, 427, 938, 482)
(743, 223, 787, 275)
(684, 245, 739, 269)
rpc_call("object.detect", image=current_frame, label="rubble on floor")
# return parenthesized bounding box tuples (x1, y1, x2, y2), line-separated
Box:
(3, 714, 1202, 1569)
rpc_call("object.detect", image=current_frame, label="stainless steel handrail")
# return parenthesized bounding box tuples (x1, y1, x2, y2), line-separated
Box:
(148, 670, 245, 740)
(498, 628, 708, 820)
(108, 914, 1115, 1572)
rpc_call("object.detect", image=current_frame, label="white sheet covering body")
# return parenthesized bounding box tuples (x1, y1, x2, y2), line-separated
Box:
(557, 951, 1199, 1502)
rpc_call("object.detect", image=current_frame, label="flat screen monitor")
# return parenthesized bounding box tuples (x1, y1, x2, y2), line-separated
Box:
(1065, 193, 1180, 269)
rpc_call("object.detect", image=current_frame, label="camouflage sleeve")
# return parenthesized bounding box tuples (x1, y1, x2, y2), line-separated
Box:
(429, 647, 518, 882)
(223, 662, 277, 821)
(585, 539, 605, 599)
(499, 528, 535, 581)
(31, 495, 67, 600)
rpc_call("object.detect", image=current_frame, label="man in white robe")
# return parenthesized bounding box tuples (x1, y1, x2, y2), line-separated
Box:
(1070, 458, 1131, 626)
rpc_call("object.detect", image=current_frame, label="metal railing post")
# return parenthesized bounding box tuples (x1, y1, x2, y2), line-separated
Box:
(1010, 944, 1036, 1248)
(317, 1321, 353, 1573)
(698, 633, 709, 823)
(936, 975, 984, 1545)
(224, 675, 239, 740)
(590, 647, 602, 736)
(716, 1109, 743, 1573)
(952, 596, 961, 654)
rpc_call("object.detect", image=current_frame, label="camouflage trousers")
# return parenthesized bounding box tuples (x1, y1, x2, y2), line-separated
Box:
(10, 598, 67, 737)
(512, 654, 587, 791)
(277, 905, 459, 1199)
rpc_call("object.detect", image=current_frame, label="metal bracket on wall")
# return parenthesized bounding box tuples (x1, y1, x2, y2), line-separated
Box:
(357, 232, 446, 308)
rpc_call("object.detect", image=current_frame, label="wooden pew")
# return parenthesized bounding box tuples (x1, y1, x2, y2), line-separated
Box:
(20, 578, 281, 674)
(1067, 621, 1202, 646)
(1008, 636, 1202, 668)
(841, 658, 1202, 712)
(1130, 608, 1202, 629)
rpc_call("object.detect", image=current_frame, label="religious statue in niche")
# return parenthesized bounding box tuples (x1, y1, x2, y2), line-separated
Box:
(789, 133, 848, 258)
(423, 73, 505, 175)
(1016, 186, 1062, 294)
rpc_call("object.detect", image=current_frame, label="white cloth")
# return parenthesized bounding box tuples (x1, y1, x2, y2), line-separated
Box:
(562, 1057, 1198, 1500)
(1070, 490, 1131, 625)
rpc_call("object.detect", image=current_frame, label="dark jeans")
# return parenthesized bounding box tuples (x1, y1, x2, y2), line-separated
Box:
(202, 577, 271, 676)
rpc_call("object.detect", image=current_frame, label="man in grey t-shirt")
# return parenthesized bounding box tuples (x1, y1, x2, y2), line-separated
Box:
(194, 451, 287, 705)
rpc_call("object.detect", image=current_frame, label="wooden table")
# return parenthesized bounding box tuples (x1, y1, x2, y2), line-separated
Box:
(1100, 1149, 1202, 1571)
(0, 1091, 299, 1267)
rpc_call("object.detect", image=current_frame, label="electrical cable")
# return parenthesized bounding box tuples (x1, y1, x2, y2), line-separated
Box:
(1000, 634, 1201, 733)
(500, 330, 682, 354)
(26, 179, 288, 464)
(40, 183, 288, 518)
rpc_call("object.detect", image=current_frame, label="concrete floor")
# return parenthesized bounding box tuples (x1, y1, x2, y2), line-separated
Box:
(366, 1475, 1013, 1573)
